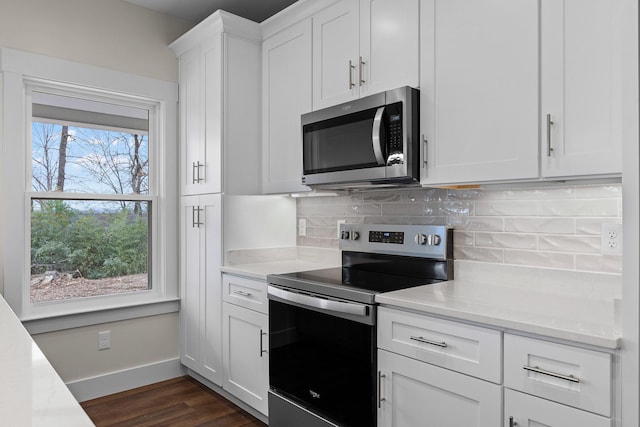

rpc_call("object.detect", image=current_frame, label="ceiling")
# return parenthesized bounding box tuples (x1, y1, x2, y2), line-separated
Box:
(124, 0, 298, 23)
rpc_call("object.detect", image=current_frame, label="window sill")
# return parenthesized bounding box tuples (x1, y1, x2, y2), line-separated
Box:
(22, 297, 180, 334)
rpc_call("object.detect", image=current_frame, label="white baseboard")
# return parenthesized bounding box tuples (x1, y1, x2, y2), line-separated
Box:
(67, 357, 185, 402)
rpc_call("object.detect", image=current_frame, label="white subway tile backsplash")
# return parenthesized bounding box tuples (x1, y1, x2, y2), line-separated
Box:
(297, 183, 622, 274)
(475, 232, 537, 250)
(575, 185, 622, 199)
(538, 199, 619, 217)
(475, 200, 539, 216)
(381, 202, 425, 216)
(504, 250, 575, 270)
(538, 235, 601, 253)
(454, 230, 475, 246)
(447, 216, 504, 231)
(576, 218, 621, 235)
(504, 187, 574, 200)
(505, 217, 575, 234)
(454, 246, 504, 263)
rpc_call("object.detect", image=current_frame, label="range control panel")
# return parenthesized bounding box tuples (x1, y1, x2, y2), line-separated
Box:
(369, 231, 404, 244)
(338, 224, 452, 259)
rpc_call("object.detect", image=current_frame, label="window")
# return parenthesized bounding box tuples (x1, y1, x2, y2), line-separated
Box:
(30, 91, 152, 303)
(0, 48, 178, 327)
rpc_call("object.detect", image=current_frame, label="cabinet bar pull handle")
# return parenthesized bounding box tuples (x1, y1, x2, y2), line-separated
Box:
(377, 371, 386, 408)
(522, 365, 580, 383)
(192, 161, 204, 183)
(260, 330, 267, 357)
(348, 60, 355, 89)
(192, 206, 203, 228)
(410, 336, 447, 348)
(359, 56, 365, 86)
(422, 135, 428, 165)
(232, 290, 252, 297)
(546, 114, 554, 157)
(509, 416, 517, 427)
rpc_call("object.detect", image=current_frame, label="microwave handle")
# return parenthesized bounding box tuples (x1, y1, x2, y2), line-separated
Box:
(372, 106, 386, 165)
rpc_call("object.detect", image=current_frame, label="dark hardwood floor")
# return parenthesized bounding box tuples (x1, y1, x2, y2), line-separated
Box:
(81, 376, 267, 427)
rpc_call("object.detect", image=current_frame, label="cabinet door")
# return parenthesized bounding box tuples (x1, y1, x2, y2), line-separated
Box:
(378, 349, 501, 427)
(541, 0, 622, 178)
(505, 389, 612, 427)
(201, 35, 223, 194)
(312, 0, 360, 109)
(262, 19, 312, 194)
(359, 0, 420, 97)
(179, 195, 201, 369)
(179, 50, 203, 196)
(420, 0, 539, 185)
(200, 194, 223, 385)
(179, 194, 223, 385)
(223, 302, 269, 415)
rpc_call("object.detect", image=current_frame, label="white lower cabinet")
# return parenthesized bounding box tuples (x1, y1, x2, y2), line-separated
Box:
(377, 307, 502, 426)
(377, 349, 502, 426)
(222, 275, 269, 416)
(504, 389, 612, 427)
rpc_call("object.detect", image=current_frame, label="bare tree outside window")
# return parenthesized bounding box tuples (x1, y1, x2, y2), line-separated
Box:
(30, 121, 151, 303)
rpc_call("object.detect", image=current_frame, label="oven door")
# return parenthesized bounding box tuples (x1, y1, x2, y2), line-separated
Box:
(268, 285, 376, 427)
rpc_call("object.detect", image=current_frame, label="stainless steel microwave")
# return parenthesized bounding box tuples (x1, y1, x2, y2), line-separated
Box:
(301, 86, 419, 188)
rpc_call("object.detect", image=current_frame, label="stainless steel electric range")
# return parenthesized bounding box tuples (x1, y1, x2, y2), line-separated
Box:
(267, 223, 453, 427)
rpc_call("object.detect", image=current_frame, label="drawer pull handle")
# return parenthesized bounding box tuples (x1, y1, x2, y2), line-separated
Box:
(410, 336, 447, 348)
(233, 290, 252, 297)
(522, 365, 581, 383)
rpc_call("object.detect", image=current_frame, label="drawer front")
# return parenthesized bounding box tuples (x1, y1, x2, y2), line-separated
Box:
(222, 274, 268, 314)
(504, 334, 612, 417)
(505, 389, 612, 427)
(378, 307, 502, 383)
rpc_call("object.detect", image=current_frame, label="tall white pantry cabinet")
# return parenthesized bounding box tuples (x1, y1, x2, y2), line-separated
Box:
(170, 10, 262, 393)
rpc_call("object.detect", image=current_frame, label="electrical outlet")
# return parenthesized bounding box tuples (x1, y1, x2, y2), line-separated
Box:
(298, 219, 307, 236)
(337, 220, 346, 238)
(98, 330, 111, 350)
(601, 223, 623, 255)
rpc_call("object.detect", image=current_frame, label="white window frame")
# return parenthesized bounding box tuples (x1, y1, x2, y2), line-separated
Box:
(0, 48, 179, 332)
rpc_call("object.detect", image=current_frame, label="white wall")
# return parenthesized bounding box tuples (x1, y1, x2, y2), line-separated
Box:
(0, 0, 193, 82)
(0, 0, 193, 395)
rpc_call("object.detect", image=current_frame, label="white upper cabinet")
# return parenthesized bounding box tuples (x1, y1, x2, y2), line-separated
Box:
(262, 19, 313, 194)
(312, 0, 420, 110)
(171, 12, 262, 196)
(420, 0, 539, 185)
(359, 0, 420, 97)
(541, 0, 622, 178)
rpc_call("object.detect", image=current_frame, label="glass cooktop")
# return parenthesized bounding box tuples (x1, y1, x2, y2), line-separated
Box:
(267, 266, 445, 305)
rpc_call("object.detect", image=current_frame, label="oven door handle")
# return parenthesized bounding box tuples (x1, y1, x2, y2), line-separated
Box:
(268, 286, 368, 317)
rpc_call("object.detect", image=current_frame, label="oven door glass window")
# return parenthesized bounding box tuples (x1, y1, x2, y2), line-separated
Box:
(269, 299, 375, 427)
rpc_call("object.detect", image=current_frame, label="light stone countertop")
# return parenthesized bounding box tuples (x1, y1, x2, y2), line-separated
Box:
(221, 246, 341, 281)
(376, 261, 622, 349)
(0, 294, 94, 426)
(221, 249, 621, 349)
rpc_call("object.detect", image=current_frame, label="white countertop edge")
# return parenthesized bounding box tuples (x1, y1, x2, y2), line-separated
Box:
(376, 295, 621, 350)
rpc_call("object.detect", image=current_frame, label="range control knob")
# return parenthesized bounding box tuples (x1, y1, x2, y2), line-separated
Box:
(428, 234, 442, 246)
(415, 233, 442, 246)
(340, 230, 351, 240)
(350, 231, 359, 241)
